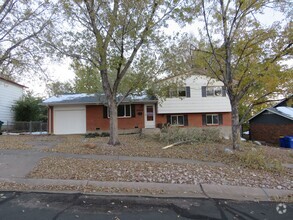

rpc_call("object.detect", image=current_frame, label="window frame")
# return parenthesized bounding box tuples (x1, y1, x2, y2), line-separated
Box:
(170, 115, 184, 126)
(169, 87, 186, 98)
(206, 86, 222, 97)
(206, 114, 219, 125)
(108, 104, 132, 118)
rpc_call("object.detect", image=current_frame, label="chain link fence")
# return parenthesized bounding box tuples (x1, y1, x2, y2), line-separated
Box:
(4, 121, 47, 133)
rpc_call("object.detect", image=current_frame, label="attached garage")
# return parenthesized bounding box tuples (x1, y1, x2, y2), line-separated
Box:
(53, 106, 86, 134)
(43, 93, 157, 135)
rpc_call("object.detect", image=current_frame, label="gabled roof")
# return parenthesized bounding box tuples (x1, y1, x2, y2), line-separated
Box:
(42, 93, 157, 106)
(249, 106, 293, 121)
(0, 76, 26, 88)
(249, 95, 293, 122)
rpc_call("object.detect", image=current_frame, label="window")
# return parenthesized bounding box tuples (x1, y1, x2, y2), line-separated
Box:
(178, 88, 186, 97)
(108, 105, 131, 117)
(169, 87, 190, 98)
(206, 114, 219, 125)
(171, 115, 184, 126)
(206, 86, 222, 97)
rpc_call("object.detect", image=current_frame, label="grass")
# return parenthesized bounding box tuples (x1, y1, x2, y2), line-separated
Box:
(27, 156, 292, 190)
(1, 133, 293, 172)
(0, 135, 33, 149)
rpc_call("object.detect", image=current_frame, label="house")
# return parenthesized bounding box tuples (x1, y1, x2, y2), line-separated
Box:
(249, 95, 293, 144)
(43, 93, 156, 135)
(0, 76, 26, 128)
(42, 75, 232, 135)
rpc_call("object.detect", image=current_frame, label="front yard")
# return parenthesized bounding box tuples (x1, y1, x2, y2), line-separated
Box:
(2, 133, 291, 165)
(27, 156, 292, 190)
(0, 133, 292, 190)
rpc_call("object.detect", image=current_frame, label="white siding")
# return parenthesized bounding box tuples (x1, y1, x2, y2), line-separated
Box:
(0, 79, 24, 124)
(157, 75, 231, 114)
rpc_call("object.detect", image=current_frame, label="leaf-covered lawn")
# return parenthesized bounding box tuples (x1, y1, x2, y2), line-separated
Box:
(0, 135, 33, 150)
(44, 134, 293, 166)
(27, 156, 292, 190)
(1, 134, 293, 167)
(0, 135, 62, 150)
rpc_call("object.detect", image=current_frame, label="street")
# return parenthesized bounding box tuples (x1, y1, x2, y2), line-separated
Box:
(0, 191, 292, 220)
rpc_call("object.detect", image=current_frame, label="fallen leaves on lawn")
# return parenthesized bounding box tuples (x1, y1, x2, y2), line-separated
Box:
(0, 135, 33, 149)
(42, 134, 293, 169)
(27, 156, 292, 190)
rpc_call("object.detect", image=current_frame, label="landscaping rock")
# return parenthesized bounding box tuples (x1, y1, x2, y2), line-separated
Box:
(224, 148, 233, 154)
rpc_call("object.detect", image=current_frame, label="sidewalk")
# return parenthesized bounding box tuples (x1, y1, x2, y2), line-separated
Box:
(0, 148, 292, 202)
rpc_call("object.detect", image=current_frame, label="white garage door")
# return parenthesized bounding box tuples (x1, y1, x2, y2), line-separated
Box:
(54, 106, 86, 134)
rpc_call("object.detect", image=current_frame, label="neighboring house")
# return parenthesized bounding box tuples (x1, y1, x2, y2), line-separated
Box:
(249, 95, 293, 144)
(0, 76, 25, 128)
(42, 75, 232, 135)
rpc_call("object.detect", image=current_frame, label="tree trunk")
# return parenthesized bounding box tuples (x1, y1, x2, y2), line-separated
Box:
(231, 101, 241, 150)
(108, 98, 120, 145)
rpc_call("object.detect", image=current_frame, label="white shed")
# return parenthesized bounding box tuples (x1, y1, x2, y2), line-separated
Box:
(0, 77, 25, 126)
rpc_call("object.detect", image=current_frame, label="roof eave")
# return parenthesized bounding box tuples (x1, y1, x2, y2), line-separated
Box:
(249, 108, 293, 122)
(42, 100, 157, 106)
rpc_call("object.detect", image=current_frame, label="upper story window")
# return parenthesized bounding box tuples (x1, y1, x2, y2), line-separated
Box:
(206, 86, 222, 97)
(168, 86, 190, 98)
(202, 86, 226, 97)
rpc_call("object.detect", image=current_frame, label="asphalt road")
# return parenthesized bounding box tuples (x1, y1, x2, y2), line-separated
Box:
(0, 191, 292, 220)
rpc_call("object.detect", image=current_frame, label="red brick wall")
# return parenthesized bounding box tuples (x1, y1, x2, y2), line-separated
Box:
(156, 112, 232, 128)
(86, 104, 145, 131)
(250, 123, 293, 144)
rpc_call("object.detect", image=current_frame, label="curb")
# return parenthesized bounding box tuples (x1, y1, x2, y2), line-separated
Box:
(0, 178, 292, 201)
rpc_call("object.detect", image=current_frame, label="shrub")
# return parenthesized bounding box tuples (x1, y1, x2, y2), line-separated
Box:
(236, 148, 283, 172)
(159, 126, 221, 144)
(85, 133, 99, 138)
(12, 92, 47, 122)
(100, 132, 110, 137)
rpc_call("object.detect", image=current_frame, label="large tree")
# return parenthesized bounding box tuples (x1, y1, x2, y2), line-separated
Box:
(0, 0, 55, 78)
(189, 0, 292, 149)
(48, 0, 182, 145)
(71, 60, 103, 94)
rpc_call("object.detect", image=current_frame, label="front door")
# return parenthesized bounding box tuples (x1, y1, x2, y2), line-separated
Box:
(144, 104, 155, 128)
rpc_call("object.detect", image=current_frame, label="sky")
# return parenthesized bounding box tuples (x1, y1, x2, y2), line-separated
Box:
(20, 7, 291, 97)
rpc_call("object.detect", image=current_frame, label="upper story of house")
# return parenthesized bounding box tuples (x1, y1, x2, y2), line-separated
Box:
(0, 76, 25, 123)
(157, 75, 231, 114)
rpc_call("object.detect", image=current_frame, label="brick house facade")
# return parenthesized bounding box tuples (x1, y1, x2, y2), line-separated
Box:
(43, 75, 232, 135)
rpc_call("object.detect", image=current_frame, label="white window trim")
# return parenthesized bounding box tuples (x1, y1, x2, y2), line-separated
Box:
(206, 114, 219, 125)
(206, 86, 222, 97)
(171, 115, 184, 126)
(108, 105, 132, 118)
